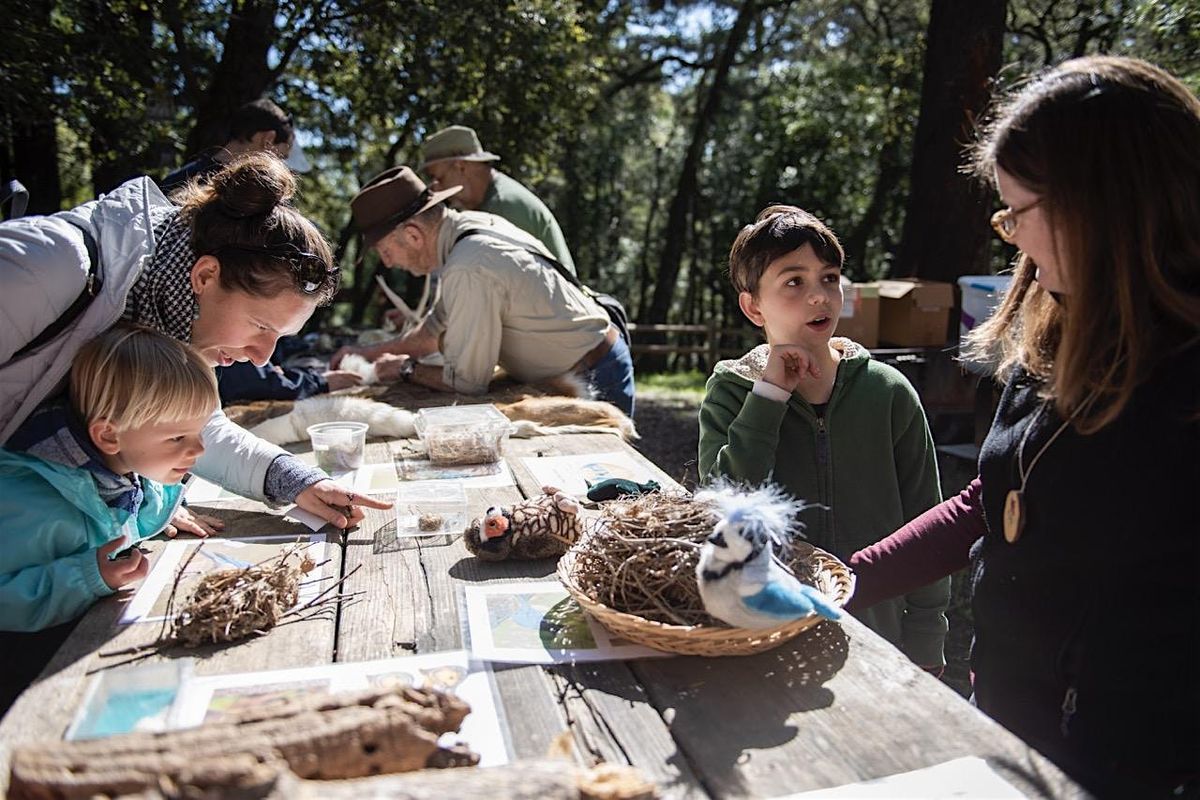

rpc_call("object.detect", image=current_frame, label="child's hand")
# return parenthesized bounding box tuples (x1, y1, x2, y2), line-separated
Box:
(164, 507, 224, 538)
(762, 344, 822, 392)
(96, 539, 151, 590)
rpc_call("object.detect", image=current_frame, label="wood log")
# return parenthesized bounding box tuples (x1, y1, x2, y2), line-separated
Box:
(117, 759, 658, 800)
(8, 686, 476, 800)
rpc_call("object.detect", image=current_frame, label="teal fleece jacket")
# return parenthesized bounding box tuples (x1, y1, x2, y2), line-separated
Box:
(0, 448, 183, 632)
(698, 339, 949, 666)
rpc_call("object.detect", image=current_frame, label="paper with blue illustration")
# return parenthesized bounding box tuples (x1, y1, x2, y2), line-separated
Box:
(118, 534, 328, 624)
(65, 659, 193, 741)
(463, 581, 667, 664)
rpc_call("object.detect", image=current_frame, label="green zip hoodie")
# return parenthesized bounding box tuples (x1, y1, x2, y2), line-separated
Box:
(698, 338, 949, 666)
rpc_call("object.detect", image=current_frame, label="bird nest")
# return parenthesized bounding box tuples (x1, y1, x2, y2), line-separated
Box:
(99, 542, 358, 670)
(557, 492, 854, 657)
(170, 546, 317, 648)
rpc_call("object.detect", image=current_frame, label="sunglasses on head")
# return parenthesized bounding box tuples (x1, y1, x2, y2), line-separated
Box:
(217, 243, 335, 294)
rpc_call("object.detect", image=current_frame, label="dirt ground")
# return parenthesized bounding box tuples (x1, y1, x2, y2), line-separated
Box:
(631, 390, 974, 699)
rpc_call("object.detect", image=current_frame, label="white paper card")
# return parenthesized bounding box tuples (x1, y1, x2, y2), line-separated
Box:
(282, 505, 329, 531)
(120, 535, 327, 624)
(463, 581, 668, 664)
(775, 757, 1027, 799)
(520, 451, 655, 497)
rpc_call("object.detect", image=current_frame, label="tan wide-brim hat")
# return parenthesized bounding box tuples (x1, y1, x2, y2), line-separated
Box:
(351, 166, 462, 248)
(419, 125, 501, 170)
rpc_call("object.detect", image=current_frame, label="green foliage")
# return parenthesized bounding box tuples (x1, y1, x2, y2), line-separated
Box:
(3, 0, 1196, 326)
(636, 369, 710, 399)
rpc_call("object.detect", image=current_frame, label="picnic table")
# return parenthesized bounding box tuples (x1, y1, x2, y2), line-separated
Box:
(0, 416, 1088, 798)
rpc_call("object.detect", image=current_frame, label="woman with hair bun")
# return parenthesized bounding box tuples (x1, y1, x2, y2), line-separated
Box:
(0, 153, 390, 531)
(847, 56, 1199, 797)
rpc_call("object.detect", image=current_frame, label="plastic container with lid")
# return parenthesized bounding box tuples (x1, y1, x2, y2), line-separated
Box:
(414, 404, 512, 465)
(395, 480, 468, 536)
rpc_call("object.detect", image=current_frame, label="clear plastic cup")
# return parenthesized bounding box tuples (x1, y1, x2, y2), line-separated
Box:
(306, 421, 369, 474)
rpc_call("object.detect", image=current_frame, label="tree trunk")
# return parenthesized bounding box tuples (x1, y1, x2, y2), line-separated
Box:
(842, 130, 904, 277)
(645, 0, 757, 324)
(183, 0, 280, 155)
(893, 0, 1005, 282)
(3, 103, 60, 215)
(1, 1, 61, 215)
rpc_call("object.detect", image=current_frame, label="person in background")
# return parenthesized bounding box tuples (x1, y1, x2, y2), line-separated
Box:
(160, 99, 307, 194)
(216, 353, 361, 404)
(698, 205, 948, 670)
(332, 167, 635, 416)
(419, 125, 577, 275)
(847, 56, 1199, 798)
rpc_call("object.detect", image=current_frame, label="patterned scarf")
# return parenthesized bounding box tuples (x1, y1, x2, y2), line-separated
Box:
(121, 206, 198, 342)
(7, 401, 145, 516)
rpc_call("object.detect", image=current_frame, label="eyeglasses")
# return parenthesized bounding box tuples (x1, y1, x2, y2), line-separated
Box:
(990, 198, 1042, 244)
(217, 243, 335, 294)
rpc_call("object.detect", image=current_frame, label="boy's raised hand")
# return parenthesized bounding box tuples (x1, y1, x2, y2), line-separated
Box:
(762, 344, 822, 393)
(96, 538, 150, 590)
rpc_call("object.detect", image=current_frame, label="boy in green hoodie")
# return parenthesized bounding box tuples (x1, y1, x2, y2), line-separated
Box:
(0, 326, 219, 632)
(698, 205, 949, 668)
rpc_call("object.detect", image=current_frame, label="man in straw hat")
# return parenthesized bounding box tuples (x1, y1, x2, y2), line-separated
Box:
(420, 125, 576, 275)
(333, 167, 634, 416)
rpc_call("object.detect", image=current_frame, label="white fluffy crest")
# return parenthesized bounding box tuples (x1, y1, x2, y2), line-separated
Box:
(694, 479, 807, 545)
(248, 396, 415, 445)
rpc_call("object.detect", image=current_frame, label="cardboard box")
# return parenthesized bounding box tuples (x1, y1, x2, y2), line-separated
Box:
(877, 279, 955, 347)
(834, 281, 880, 348)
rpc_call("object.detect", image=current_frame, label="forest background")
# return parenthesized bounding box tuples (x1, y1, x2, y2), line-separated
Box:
(2, 0, 1197, 332)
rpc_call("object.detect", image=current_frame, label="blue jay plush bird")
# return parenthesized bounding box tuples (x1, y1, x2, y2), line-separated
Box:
(696, 483, 841, 629)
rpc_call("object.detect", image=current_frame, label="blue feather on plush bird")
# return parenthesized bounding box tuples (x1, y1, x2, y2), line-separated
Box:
(695, 483, 841, 629)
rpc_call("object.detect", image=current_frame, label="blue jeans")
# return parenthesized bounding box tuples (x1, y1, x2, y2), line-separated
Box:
(585, 334, 636, 418)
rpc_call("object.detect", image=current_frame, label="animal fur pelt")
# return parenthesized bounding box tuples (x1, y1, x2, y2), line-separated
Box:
(338, 353, 379, 385)
(248, 395, 417, 445)
(245, 395, 637, 446)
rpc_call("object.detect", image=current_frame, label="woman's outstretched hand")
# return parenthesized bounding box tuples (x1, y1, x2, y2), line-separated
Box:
(295, 480, 392, 529)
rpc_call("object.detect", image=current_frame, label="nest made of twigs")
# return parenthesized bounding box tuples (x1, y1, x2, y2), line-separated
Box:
(557, 492, 854, 657)
(170, 546, 315, 648)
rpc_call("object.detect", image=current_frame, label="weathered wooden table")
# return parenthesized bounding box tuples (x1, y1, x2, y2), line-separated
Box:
(0, 428, 1087, 798)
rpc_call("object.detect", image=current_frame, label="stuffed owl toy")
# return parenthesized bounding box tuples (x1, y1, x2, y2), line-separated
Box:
(463, 486, 583, 562)
(695, 483, 841, 629)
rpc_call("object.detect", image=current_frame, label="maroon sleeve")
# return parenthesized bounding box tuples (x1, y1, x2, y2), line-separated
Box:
(845, 477, 987, 612)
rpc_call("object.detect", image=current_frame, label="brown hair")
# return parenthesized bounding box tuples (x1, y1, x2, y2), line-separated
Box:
(71, 325, 218, 432)
(172, 153, 339, 304)
(728, 205, 844, 295)
(228, 98, 292, 145)
(967, 56, 1200, 433)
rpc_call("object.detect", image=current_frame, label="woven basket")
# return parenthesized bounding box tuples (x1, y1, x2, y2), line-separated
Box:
(556, 540, 855, 657)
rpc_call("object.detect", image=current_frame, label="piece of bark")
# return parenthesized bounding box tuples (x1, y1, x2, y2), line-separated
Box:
(121, 759, 658, 800)
(8, 686, 475, 800)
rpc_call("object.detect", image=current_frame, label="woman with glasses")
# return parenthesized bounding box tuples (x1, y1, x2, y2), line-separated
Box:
(846, 56, 1199, 797)
(0, 153, 390, 533)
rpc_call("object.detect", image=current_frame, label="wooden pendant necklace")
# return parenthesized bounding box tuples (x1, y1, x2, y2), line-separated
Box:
(1003, 393, 1096, 544)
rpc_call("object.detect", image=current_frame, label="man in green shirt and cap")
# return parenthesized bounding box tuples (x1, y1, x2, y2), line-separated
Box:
(420, 125, 576, 276)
